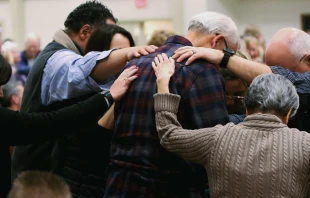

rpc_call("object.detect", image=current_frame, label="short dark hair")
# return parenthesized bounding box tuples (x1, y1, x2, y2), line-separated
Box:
(85, 24, 135, 53)
(64, 0, 117, 34)
(0, 53, 12, 86)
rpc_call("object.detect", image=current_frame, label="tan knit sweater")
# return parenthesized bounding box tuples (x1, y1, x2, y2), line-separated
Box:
(154, 93, 310, 198)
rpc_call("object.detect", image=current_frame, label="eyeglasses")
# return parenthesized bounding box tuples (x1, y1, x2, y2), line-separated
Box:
(300, 54, 306, 62)
(293, 54, 307, 72)
(226, 95, 245, 103)
(216, 33, 228, 49)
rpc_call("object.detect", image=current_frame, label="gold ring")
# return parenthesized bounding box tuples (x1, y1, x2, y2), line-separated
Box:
(124, 77, 128, 82)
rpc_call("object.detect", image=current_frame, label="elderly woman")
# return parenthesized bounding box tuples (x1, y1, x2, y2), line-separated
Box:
(152, 53, 310, 197)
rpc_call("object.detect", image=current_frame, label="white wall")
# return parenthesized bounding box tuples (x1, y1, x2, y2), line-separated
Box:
(0, 0, 309, 49)
(0, 1, 13, 41)
(237, 0, 310, 43)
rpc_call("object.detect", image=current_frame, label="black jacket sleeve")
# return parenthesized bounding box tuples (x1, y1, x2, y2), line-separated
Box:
(1, 93, 109, 145)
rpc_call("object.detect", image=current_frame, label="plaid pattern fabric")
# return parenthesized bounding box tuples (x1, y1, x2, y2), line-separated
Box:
(271, 66, 310, 94)
(104, 36, 229, 197)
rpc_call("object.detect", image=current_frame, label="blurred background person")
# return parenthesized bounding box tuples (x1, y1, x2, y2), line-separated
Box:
(16, 32, 41, 77)
(1, 40, 27, 85)
(243, 35, 264, 63)
(0, 80, 24, 156)
(242, 24, 266, 62)
(0, 80, 24, 111)
(146, 29, 176, 47)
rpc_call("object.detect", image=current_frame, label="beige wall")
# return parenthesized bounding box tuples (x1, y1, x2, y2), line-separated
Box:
(0, 0, 309, 49)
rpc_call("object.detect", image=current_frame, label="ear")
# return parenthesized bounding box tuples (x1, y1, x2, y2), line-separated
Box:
(303, 53, 310, 65)
(245, 109, 250, 116)
(282, 108, 292, 124)
(11, 94, 19, 105)
(79, 24, 93, 41)
(210, 34, 225, 49)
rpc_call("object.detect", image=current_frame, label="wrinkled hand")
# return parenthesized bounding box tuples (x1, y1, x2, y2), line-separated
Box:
(110, 65, 138, 101)
(172, 46, 223, 65)
(128, 45, 158, 61)
(152, 53, 175, 81)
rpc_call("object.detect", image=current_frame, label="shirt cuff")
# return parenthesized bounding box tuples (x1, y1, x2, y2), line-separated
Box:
(154, 93, 181, 114)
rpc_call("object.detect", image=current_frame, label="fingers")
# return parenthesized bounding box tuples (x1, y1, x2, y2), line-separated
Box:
(154, 57, 159, 66)
(161, 53, 169, 63)
(118, 65, 138, 79)
(169, 57, 175, 64)
(157, 54, 164, 63)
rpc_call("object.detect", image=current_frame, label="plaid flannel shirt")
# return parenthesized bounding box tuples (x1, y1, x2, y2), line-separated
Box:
(104, 35, 229, 198)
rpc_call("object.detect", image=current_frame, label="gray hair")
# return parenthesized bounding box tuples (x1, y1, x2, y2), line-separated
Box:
(288, 29, 310, 63)
(188, 11, 239, 49)
(245, 74, 299, 118)
(0, 80, 23, 107)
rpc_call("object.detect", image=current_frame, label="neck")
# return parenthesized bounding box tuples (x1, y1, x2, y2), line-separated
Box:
(185, 31, 211, 48)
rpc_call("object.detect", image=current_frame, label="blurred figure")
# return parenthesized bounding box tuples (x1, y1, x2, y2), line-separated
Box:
(16, 32, 41, 76)
(0, 80, 24, 111)
(1, 40, 26, 85)
(8, 170, 72, 198)
(243, 24, 266, 62)
(243, 35, 264, 63)
(146, 29, 175, 47)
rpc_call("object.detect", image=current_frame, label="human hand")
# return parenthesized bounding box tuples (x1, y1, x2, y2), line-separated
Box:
(110, 65, 138, 101)
(152, 53, 175, 93)
(172, 46, 223, 65)
(127, 45, 158, 61)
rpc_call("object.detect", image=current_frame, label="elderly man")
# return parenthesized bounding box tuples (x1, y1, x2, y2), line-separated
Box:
(104, 11, 239, 197)
(16, 32, 41, 76)
(172, 27, 310, 131)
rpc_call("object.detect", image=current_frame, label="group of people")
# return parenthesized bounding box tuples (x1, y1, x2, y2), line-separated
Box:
(1, 0, 310, 197)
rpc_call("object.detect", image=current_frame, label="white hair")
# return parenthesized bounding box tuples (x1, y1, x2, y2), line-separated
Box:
(188, 11, 239, 49)
(288, 29, 310, 63)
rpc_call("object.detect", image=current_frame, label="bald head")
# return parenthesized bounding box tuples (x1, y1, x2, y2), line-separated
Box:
(25, 32, 41, 59)
(265, 28, 310, 72)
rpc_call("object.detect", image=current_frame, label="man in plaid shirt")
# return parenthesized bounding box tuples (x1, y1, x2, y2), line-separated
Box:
(104, 11, 239, 197)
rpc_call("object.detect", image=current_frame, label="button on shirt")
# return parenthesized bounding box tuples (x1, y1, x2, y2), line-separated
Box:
(41, 49, 114, 105)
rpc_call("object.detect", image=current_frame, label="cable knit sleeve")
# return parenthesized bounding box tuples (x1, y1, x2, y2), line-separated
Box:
(154, 93, 221, 166)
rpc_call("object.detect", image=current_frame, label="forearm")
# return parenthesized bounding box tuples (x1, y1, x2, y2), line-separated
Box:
(98, 103, 115, 130)
(156, 78, 170, 93)
(154, 93, 213, 165)
(90, 48, 133, 82)
(227, 55, 272, 84)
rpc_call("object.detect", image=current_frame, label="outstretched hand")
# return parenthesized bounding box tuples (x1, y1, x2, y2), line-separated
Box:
(110, 65, 138, 101)
(152, 53, 175, 93)
(172, 46, 223, 65)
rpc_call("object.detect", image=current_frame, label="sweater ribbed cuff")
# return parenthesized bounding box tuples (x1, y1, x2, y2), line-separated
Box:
(153, 93, 181, 114)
